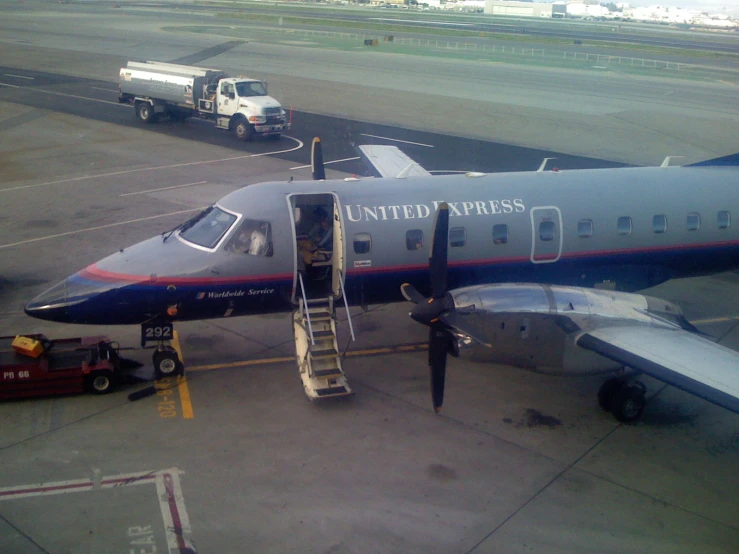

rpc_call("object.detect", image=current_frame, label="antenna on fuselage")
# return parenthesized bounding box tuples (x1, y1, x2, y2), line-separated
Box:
(311, 137, 326, 180)
(537, 158, 557, 172)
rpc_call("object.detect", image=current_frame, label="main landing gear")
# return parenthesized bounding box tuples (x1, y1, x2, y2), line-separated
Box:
(598, 376, 647, 423)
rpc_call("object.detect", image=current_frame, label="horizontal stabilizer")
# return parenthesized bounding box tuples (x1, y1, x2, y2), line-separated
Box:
(577, 326, 739, 415)
(357, 145, 432, 179)
(687, 153, 739, 167)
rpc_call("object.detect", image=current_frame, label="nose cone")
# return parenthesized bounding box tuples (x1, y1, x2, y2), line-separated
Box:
(25, 270, 123, 324)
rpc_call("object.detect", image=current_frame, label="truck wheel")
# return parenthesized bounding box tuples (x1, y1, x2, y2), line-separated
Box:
(153, 350, 182, 379)
(136, 101, 156, 124)
(87, 370, 117, 395)
(233, 119, 253, 142)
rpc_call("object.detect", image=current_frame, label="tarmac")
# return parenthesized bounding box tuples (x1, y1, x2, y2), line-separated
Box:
(0, 3, 738, 553)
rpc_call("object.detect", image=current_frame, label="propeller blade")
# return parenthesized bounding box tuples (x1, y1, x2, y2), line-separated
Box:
(428, 327, 449, 413)
(429, 202, 449, 299)
(311, 137, 326, 181)
(401, 283, 425, 304)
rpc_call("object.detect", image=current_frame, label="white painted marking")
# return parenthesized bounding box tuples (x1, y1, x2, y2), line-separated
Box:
(156, 469, 193, 554)
(0, 82, 21, 88)
(0, 470, 158, 501)
(0, 207, 205, 250)
(289, 156, 360, 170)
(5, 74, 35, 80)
(1, 137, 303, 193)
(90, 86, 118, 92)
(20, 86, 125, 106)
(360, 133, 434, 147)
(120, 180, 208, 197)
(368, 18, 473, 26)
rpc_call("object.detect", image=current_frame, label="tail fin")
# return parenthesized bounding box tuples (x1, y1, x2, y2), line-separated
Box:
(687, 153, 739, 167)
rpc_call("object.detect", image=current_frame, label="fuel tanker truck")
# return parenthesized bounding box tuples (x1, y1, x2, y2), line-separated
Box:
(118, 61, 290, 141)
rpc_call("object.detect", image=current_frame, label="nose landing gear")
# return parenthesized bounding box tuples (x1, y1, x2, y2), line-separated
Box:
(153, 346, 183, 380)
(140, 322, 184, 380)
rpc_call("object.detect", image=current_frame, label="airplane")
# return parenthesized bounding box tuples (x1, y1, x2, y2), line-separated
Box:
(24, 139, 739, 422)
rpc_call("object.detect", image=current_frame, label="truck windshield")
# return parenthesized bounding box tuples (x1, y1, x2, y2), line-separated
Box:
(179, 206, 237, 249)
(236, 81, 267, 97)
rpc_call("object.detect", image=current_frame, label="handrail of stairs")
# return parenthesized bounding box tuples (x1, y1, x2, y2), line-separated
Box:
(298, 271, 315, 346)
(338, 269, 355, 342)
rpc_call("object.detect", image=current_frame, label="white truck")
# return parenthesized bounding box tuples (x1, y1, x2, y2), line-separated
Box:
(118, 61, 290, 141)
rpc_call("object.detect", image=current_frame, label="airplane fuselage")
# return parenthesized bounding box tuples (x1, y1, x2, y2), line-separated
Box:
(26, 165, 739, 325)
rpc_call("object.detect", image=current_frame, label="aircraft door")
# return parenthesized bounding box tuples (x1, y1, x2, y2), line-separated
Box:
(287, 193, 344, 302)
(331, 200, 345, 298)
(530, 206, 563, 264)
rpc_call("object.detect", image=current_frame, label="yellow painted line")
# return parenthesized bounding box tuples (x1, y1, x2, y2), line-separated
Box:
(187, 343, 427, 373)
(690, 316, 739, 325)
(177, 375, 194, 419)
(189, 356, 294, 372)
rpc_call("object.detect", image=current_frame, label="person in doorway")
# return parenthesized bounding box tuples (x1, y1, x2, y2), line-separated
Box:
(298, 208, 333, 270)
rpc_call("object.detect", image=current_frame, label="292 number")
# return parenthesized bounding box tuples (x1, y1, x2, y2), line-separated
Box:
(141, 323, 173, 345)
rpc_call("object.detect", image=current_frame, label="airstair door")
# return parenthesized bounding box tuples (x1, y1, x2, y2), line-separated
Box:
(288, 192, 345, 303)
(530, 206, 563, 264)
(331, 200, 345, 298)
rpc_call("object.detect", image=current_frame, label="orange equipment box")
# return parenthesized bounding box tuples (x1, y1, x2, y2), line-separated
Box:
(11, 336, 44, 358)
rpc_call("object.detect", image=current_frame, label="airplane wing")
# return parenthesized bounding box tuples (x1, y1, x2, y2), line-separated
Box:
(576, 326, 739, 414)
(357, 145, 432, 178)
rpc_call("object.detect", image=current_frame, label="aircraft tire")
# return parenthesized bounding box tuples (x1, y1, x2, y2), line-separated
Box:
(135, 101, 156, 124)
(87, 370, 117, 395)
(610, 383, 646, 423)
(153, 350, 181, 379)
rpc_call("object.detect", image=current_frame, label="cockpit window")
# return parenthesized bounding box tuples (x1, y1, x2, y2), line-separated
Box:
(236, 81, 267, 97)
(224, 219, 273, 257)
(179, 206, 237, 249)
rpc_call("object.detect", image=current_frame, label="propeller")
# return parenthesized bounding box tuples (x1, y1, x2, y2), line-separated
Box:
(311, 137, 326, 181)
(400, 203, 455, 413)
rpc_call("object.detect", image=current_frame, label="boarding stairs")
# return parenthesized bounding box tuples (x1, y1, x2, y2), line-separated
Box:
(293, 273, 355, 400)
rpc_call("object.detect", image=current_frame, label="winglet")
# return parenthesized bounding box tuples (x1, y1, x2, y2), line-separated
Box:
(687, 153, 739, 167)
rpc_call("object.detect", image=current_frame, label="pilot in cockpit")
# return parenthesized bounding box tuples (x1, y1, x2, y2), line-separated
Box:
(227, 220, 270, 256)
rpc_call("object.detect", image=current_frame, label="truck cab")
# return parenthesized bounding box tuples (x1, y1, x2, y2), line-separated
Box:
(215, 77, 289, 141)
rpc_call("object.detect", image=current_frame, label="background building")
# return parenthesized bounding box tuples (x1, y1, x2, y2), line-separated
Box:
(484, 1, 554, 17)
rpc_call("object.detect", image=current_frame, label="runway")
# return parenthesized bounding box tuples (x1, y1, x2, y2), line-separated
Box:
(0, 4, 738, 554)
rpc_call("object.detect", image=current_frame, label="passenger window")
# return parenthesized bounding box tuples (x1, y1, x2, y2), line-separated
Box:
(492, 224, 508, 245)
(406, 229, 424, 250)
(718, 211, 731, 229)
(617, 216, 632, 236)
(578, 219, 593, 238)
(686, 212, 700, 231)
(449, 227, 466, 248)
(225, 219, 273, 256)
(652, 214, 667, 234)
(539, 221, 555, 241)
(353, 233, 371, 254)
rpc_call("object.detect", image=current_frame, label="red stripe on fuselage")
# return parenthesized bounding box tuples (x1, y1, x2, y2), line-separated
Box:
(80, 264, 293, 286)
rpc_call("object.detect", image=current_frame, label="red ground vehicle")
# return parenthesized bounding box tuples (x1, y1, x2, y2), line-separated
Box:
(0, 334, 125, 400)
